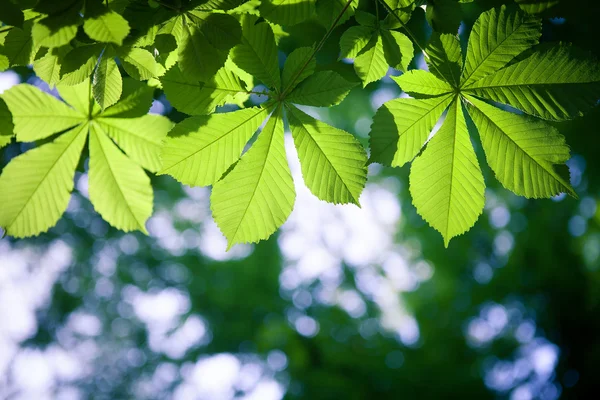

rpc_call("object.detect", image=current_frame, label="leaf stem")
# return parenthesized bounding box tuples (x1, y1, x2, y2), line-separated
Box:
(280, 0, 354, 99)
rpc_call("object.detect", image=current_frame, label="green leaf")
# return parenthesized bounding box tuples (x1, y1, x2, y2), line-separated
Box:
(0, 98, 14, 148)
(354, 33, 388, 87)
(287, 105, 367, 204)
(464, 45, 600, 121)
(315, 0, 357, 28)
(160, 107, 268, 186)
(160, 64, 249, 115)
(339, 26, 373, 59)
(33, 46, 70, 88)
(57, 79, 98, 117)
(231, 16, 281, 90)
(380, 30, 414, 72)
(60, 44, 104, 86)
(88, 123, 153, 233)
(83, 9, 131, 46)
(32, 16, 79, 48)
(461, 6, 541, 87)
(93, 51, 123, 109)
(515, 0, 559, 14)
(425, 0, 462, 34)
(101, 79, 155, 118)
(260, 0, 316, 26)
(286, 71, 357, 106)
(466, 96, 574, 198)
(187, 11, 241, 50)
(95, 115, 172, 172)
(211, 106, 295, 248)
(3, 23, 36, 67)
(281, 46, 316, 93)
(409, 100, 485, 247)
(391, 70, 453, 97)
(355, 11, 377, 27)
(426, 33, 462, 87)
(370, 94, 453, 166)
(121, 47, 165, 80)
(177, 17, 227, 81)
(1, 84, 85, 141)
(0, 123, 87, 238)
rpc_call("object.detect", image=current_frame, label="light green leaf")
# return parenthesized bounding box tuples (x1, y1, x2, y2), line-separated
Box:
(354, 33, 388, 87)
(0, 123, 87, 238)
(160, 64, 249, 115)
(121, 47, 165, 80)
(32, 17, 79, 48)
(464, 45, 600, 121)
(381, 30, 414, 72)
(0, 98, 14, 148)
(409, 100, 485, 247)
(57, 79, 98, 117)
(212, 107, 295, 248)
(466, 96, 574, 198)
(101, 79, 155, 118)
(260, 0, 316, 26)
(287, 105, 367, 204)
(370, 94, 453, 166)
(95, 115, 173, 172)
(88, 124, 153, 233)
(93, 51, 123, 109)
(461, 6, 541, 87)
(339, 26, 373, 59)
(232, 16, 281, 90)
(2, 84, 85, 141)
(83, 10, 130, 46)
(391, 70, 453, 97)
(281, 46, 316, 93)
(426, 33, 462, 87)
(33, 46, 70, 88)
(286, 71, 357, 106)
(160, 107, 268, 186)
(60, 44, 104, 86)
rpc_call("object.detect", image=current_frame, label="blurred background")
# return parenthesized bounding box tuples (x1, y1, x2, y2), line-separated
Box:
(1, 1, 600, 399)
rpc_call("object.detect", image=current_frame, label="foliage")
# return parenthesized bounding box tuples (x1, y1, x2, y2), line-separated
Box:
(0, 0, 599, 247)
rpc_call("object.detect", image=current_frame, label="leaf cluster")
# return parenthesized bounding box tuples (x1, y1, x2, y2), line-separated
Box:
(0, 0, 598, 248)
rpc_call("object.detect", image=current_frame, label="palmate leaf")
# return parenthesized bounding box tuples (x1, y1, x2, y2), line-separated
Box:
(0, 124, 87, 238)
(369, 5, 598, 245)
(211, 106, 296, 249)
(34, 46, 70, 88)
(160, 107, 268, 186)
(0, 81, 172, 238)
(464, 45, 600, 121)
(409, 100, 485, 247)
(339, 26, 373, 59)
(286, 105, 367, 204)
